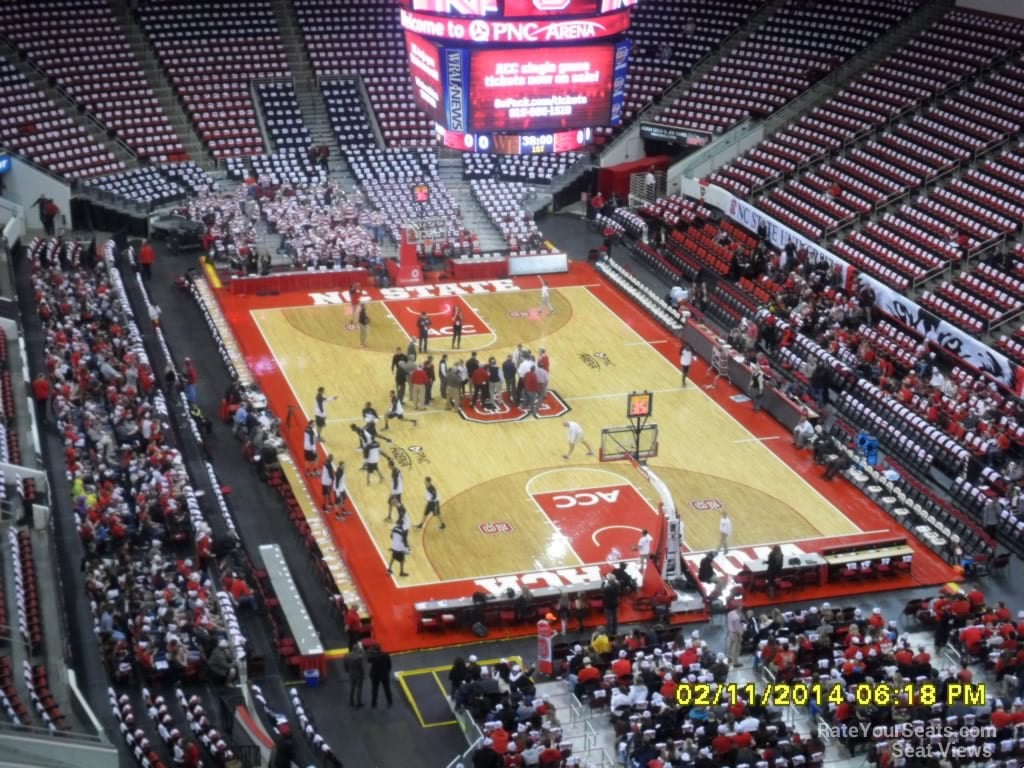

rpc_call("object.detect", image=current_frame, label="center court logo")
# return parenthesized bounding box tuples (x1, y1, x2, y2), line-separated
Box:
(460, 389, 570, 424)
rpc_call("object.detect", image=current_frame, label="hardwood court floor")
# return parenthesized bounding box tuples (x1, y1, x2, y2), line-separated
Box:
(219, 266, 958, 651)
(253, 285, 861, 587)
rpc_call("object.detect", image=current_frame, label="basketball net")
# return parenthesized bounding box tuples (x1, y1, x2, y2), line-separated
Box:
(626, 454, 684, 584)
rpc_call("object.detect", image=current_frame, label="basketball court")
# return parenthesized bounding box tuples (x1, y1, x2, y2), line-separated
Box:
(214, 263, 958, 652)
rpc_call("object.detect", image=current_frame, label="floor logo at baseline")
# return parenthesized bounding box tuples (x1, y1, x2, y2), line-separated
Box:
(459, 390, 570, 423)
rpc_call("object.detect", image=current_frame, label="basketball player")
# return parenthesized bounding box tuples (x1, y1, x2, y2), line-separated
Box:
(394, 502, 411, 537)
(383, 390, 417, 429)
(539, 278, 555, 315)
(363, 438, 384, 484)
(385, 457, 403, 522)
(320, 454, 336, 513)
(563, 420, 595, 460)
(415, 477, 445, 529)
(303, 420, 318, 477)
(350, 423, 370, 451)
(333, 459, 350, 520)
(387, 520, 410, 577)
(362, 402, 393, 443)
(314, 386, 338, 441)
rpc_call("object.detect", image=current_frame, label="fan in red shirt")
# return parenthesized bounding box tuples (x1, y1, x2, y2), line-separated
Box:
(1011, 700, 1024, 725)
(960, 624, 986, 655)
(949, 595, 972, 620)
(183, 740, 202, 768)
(991, 702, 1013, 730)
(711, 726, 734, 757)
(966, 586, 986, 610)
(576, 658, 601, 686)
(610, 651, 632, 680)
(538, 741, 563, 767)
(868, 607, 886, 630)
(659, 673, 677, 700)
(894, 644, 914, 669)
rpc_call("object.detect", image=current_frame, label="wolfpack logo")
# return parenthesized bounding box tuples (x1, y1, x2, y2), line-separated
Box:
(689, 498, 724, 511)
(478, 521, 514, 534)
(460, 389, 570, 423)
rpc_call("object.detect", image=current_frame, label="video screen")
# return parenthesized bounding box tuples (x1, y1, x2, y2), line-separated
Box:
(404, 31, 445, 124)
(400, 0, 635, 16)
(469, 44, 614, 132)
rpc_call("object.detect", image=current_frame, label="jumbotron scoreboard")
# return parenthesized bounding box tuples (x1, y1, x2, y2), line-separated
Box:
(399, 0, 636, 153)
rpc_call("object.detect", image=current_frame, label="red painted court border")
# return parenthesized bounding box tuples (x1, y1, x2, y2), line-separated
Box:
(211, 262, 959, 652)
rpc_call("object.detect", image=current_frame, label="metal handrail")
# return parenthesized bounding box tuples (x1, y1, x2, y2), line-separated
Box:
(0, 716, 105, 744)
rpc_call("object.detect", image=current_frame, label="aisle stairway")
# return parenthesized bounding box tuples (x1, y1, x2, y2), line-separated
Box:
(438, 158, 509, 253)
(270, 0, 341, 165)
(106, 0, 210, 168)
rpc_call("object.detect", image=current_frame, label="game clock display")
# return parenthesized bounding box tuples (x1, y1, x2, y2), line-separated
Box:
(627, 391, 652, 419)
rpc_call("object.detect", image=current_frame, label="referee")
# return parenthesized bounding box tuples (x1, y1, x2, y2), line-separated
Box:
(415, 477, 445, 530)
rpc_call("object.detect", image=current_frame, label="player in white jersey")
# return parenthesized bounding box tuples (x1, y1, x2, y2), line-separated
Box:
(383, 390, 416, 429)
(539, 277, 555, 315)
(363, 439, 384, 484)
(319, 454, 335, 512)
(385, 457, 403, 522)
(333, 459, 350, 520)
(313, 386, 337, 441)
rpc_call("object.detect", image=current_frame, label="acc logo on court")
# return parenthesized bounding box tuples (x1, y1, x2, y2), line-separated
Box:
(690, 498, 724, 511)
(479, 521, 514, 534)
(552, 489, 620, 508)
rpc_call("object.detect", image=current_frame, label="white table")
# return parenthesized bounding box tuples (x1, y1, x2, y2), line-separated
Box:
(259, 544, 326, 676)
